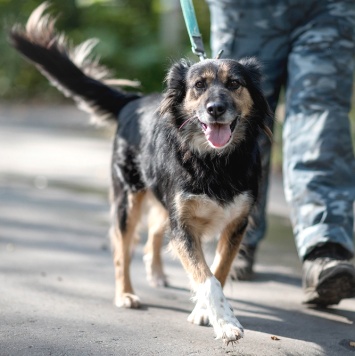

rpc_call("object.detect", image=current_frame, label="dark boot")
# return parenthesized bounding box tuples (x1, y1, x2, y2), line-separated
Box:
(303, 243, 355, 306)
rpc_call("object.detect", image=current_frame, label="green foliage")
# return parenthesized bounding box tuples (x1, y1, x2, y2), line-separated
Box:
(1, 0, 210, 100)
(1, 1, 353, 152)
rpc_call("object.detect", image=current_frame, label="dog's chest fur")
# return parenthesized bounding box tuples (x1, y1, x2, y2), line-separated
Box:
(175, 192, 252, 239)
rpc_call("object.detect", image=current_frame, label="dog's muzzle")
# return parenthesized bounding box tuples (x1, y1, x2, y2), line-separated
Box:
(199, 118, 238, 148)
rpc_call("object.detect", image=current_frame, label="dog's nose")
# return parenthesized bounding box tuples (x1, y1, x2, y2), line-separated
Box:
(206, 102, 226, 118)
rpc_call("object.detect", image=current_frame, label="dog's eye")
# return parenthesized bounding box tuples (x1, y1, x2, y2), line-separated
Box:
(228, 80, 241, 90)
(194, 81, 205, 89)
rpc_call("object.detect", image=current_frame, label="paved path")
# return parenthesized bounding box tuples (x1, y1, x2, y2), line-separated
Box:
(0, 105, 354, 356)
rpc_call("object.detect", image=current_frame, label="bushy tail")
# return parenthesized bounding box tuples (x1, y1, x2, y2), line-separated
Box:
(9, 2, 141, 124)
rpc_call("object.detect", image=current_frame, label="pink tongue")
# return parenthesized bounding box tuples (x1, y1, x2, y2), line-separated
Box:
(204, 124, 231, 148)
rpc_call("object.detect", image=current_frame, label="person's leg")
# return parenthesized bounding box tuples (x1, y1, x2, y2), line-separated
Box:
(207, 0, 288, 279)
(284, 0, 355, 304)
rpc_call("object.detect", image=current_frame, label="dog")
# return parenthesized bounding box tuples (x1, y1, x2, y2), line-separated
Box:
(9, 3, 272, 344)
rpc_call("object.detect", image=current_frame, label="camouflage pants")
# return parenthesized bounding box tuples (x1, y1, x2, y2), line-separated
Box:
(207, 0, 355, 260)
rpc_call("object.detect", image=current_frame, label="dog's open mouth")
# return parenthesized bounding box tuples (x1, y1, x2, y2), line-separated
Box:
(200, 119, 238, 148)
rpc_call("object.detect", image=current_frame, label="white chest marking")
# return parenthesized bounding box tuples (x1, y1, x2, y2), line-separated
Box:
(180, 192, 252, 239)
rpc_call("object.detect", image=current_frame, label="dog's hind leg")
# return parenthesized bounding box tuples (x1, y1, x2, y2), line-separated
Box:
(110, 190, 145, 308)
(143, 198, 169, 287)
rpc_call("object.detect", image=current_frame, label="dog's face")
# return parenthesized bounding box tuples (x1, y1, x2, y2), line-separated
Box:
(161, 58, 271, 155)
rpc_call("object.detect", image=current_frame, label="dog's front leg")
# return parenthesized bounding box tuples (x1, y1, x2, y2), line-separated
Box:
(170, 228, 244, 344)
(210, 217, 248, 286)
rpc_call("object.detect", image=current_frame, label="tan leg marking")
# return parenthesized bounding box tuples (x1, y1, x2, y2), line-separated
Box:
(143, 197, 169, 287)
(171, 234, 213, 286)
(111, 190, 146, 308)
(211, 217, 248, 287)
(172, 194, 213, 286)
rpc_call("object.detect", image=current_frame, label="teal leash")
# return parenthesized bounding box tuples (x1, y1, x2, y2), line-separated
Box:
(180, 0, 223, 61)
(180, 0, 207, 61)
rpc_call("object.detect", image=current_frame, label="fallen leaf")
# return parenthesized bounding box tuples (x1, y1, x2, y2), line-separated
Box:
(271, 336, 280, 341)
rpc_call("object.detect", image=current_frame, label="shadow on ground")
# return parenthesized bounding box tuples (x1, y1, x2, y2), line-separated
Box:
(1, 105, 354, 356)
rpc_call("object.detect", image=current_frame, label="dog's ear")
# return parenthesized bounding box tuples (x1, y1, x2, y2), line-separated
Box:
(238, 57, 274, 141)
(238, 57, 263, 86)
(160, 59, 192, 115)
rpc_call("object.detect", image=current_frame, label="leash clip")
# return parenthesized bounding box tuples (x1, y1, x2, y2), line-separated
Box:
(215, 49, 224, 59)
(180, 0, 207, 61)
(191, 35, 207, 61)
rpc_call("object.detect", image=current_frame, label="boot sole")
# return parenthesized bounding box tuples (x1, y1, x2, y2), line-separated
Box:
(304, 267, 355, 306)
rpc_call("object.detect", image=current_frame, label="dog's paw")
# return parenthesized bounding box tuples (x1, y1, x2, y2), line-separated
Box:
(187, 303, 209, 326)
(115, 293, 141, 309)
(143, 253, 168, 288)
(215, 318, 244, 344)
(146, 268, 168, 288)
(148, 273, 168, 288)
(211, 299, 244, 343)
(193, 276, 244, 344)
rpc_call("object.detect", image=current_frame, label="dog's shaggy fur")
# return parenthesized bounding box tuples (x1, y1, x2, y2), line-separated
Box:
(9, 3, 272, 344)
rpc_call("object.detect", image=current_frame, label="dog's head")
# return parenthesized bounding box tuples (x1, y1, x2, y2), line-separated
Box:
(160, 58, 272, 155)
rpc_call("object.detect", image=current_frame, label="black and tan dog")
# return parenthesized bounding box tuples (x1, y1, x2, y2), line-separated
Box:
(9, 3, 272, 344)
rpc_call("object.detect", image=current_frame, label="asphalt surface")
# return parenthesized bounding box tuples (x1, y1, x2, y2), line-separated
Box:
(0, 104, 354, 356)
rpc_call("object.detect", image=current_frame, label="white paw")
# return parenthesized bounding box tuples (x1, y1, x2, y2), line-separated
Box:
(187, 303, 209, 326)
(193, 276, 244, 344)
(115, 293, 141, 309)
(215, 318, 244, 344)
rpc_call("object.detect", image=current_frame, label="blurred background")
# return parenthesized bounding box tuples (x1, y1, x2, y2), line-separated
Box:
(1, 0, 354, 166)
(1, 0, 210, 99)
